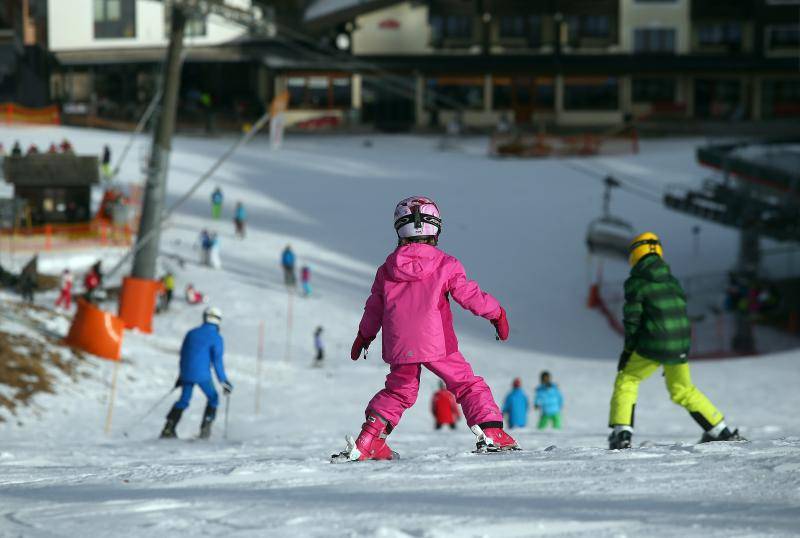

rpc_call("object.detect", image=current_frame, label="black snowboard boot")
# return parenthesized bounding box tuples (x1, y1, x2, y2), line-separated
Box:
(160, 406, 183, 439)
(199, 403, 217, 439)
(609, 426, 633, 450)
(700, 423, 745, 443)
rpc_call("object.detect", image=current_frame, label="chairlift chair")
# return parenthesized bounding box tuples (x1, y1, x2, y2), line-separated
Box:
(585, 176, 634, 262)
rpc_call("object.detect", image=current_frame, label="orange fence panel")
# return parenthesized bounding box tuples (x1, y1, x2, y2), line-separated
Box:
(0, 102, 61, 126)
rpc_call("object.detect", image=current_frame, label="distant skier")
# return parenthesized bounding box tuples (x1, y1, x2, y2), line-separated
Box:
(59, 139, 73, 153)
(26, 144, 39, 155)
(211, 187, 223, 219)
(101, 145, 112, 179)
(160, 272, 175, 311)
(208, 232, 222, 269)
(301, 265, 311, 297)
(332, 196, 516, 462)
(160, 307, 232, 439)
(234, 201, 246, 238)
(47, 143, 58, 154)
(431, 381, 459, 430)
(55, 269, 73, 310)
(281, 245, 296, 289)
(18, 265, 36, 304)
(185, 283, 205, 305)
(534, 371, 563, 430)
(313, 326, 324, 367)
(10, 141, 22, 157)
(502, 378, 529, 429)
(199, 229, 211, 265)
(83, 262, 102, 302)
(609, 232, 743, 450)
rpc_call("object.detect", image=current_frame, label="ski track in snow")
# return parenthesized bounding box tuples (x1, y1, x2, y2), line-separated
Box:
(1, 127, 799, 537)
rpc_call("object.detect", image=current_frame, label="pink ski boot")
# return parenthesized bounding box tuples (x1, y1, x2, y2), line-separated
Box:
(331, 412, 398, 463)
(472, 422, 521, 453)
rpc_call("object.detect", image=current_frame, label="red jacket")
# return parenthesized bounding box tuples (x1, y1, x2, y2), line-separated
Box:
(84, 271, 99, 291)
(431, 389, 459, 425)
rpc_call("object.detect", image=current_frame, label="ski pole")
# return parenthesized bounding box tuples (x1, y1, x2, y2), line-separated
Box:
(122, 386, 178, 438)
(224, 393, 230, 440)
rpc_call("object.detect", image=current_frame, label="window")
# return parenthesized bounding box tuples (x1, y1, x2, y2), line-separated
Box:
(634, 28, 676, 53)
(697, 22, 742, 48)
(165, 7, 207, 38)
(94, 0, 135, 38)
(287, 75, 351, 109)
(430, 14, 473, 44)
(492, 77, 554, 110)
(567, 15, 611, 42)
(564, 78, 619, 111)
(632, 78, 676, 103)
(499, 16, 525, 38)
(186, 16, 207, 37)
(766, 25, 800, 51)
(761, 79, 800, 118)
(498, 15, 542, 46)
(427, 77, 483, 110)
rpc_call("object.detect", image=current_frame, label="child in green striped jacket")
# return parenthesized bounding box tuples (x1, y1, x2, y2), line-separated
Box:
(608, 232, 744, 449)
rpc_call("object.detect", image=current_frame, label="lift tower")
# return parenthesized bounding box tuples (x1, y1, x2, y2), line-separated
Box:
(132, 0, 274, 280)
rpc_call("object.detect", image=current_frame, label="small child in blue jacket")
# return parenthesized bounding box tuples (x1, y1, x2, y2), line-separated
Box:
(534, 371, 563, 430)
(502, 377, 529, 429)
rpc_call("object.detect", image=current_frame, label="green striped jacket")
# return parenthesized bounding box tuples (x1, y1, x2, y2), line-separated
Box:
(623, 255, 691, 364)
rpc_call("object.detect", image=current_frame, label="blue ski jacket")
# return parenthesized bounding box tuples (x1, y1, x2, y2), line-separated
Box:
(179, 322, 228, 384)
(534, 383, 563, 416)
(211, 190, 223, 205)
(282, 248, 295, 269)
(502, 388, 529, 428)
(235, 204, 246, 221)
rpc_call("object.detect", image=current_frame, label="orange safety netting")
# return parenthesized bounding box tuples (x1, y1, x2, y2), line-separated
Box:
(0, 221, 133, 252)
(0, 102, 61, 125)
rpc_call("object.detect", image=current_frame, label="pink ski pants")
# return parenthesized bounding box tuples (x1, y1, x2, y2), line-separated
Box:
(366, 351, 502, 428)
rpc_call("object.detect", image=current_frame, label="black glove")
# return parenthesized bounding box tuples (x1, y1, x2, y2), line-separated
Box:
(617, 350, 632, 372)
(221, 381, 233, 395)
(174, 377, 182, 388)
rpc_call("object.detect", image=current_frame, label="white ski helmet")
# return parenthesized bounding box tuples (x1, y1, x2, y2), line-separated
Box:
(393, 196, 442, 239)
(203, 306, 222, 326)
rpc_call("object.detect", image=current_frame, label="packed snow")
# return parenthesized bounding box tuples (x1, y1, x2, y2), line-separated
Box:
(0, 126, 799, 537)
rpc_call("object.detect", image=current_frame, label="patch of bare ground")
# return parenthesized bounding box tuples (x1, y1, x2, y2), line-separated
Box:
(0, 303, 86, 422)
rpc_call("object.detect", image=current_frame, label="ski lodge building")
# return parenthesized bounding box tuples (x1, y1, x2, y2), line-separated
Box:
(12, 0, 800, 131)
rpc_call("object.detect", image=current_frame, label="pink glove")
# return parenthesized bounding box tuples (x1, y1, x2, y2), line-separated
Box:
(350, 332, 373, 360)
(491, 307, 509, 341)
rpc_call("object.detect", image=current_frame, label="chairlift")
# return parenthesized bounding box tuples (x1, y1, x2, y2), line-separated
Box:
(586, 176, 634, 261)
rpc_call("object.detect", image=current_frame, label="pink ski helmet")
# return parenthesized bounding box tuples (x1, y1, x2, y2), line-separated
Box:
(393, 196, 442, 239)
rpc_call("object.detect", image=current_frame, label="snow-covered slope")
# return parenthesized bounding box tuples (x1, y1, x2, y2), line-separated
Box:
(0, 126, 798, 537)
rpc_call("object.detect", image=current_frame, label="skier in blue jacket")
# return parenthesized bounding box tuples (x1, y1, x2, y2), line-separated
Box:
(502, 378, 529, 429)
(160, 307, 233, 439)
(281, 245, 296, 288)
(534, 371, 563, 430)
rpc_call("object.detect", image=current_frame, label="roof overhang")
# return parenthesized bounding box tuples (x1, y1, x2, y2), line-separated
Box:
(304, 0, 404, 30)
(53, 44, 249, 66)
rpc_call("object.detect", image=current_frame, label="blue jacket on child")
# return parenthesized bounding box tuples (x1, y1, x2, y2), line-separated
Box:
(534, 383, 563, 416)
(282, 248, 295, 269)
(502, 388, 529, 428)
(179, 322, 228, 384)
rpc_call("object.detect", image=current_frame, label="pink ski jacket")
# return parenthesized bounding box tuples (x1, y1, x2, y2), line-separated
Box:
(358, 243, 501, 365)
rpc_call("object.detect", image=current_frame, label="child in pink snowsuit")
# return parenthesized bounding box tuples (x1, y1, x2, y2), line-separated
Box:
(332, 196, 514, 462)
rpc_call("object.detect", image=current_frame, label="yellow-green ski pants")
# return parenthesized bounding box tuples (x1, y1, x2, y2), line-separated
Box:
(609, 352, 724, 430)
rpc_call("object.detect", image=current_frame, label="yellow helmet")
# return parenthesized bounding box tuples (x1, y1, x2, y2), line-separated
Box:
(629, 232, 663, 267)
